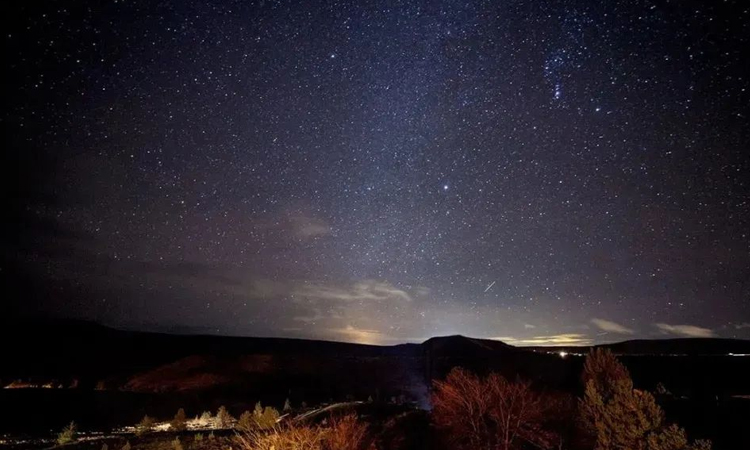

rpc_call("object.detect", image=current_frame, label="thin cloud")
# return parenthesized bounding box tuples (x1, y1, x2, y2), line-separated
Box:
(292, 308, 325, 324)
(328, 325, 388, 345)
(246, 278, 289, 299)
(654, 323, 715, 338)
(253, 209, 332, 240)
(591, 318, 635, 334)
(490, 333, 592, 346)
(415, 286, 431, 296)
(523, 323, 536, 329)
(293, 280, 412, 303)
(289, 213, 331, 238)
(734, 323, 750, 330)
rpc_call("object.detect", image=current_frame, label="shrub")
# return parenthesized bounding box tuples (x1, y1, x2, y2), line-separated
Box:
(171, 437, 183, 450)
(236, 414, 370, 450)
(171, 408, 188, 431)
(237, 424, 325, 450)
(101, 444, 108, 450)
(200, 410, 213, 422)
(283, 398, 292, 412)
(580, 349, 712, 450)
(327, 414, 370, 450)
(195, 432, 204, 442)
(209, 430, 215, 440)
(135, 414, 155, 436)
(237, 410, 253, 431)
(259, 406, 280, 429)
(217, 405, 233, 427)
(432, 367, 562, 450)
(121, 442, 131, 450)
(57, 421, 77, 445)
(250, 402, 280, 429)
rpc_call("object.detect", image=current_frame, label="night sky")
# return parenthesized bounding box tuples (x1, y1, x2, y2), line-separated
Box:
(3, 0, 750, 345)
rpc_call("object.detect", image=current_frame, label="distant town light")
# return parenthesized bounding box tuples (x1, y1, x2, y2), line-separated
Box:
(558, 351, 568, 358)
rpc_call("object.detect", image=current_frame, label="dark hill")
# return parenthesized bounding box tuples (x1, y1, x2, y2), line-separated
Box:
(422, 334, 516, 357)
(527, 338, 750, 356)
(2, 319, 750, 401)
(599, 338, 750, 355)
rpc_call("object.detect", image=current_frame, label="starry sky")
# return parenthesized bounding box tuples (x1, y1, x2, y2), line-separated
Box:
(3, 0, 750, 345)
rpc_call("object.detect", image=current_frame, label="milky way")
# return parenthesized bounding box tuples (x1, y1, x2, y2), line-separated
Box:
(4, 0, 750, 345)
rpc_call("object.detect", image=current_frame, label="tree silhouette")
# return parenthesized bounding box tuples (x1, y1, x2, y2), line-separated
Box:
(171, 408, 188, 431)
(135, 415, 155, 436)
(432, 367, 562, 450)
(580, 348, 711, 450)
(217, 405, 233, 427)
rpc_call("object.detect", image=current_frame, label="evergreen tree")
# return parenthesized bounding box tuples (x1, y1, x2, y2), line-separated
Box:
(217, 405, 233, 427)
(200, 411, 213, 422)
(171, 408, 188, 431)
(135, 415, 155, 436)
(580, 349, 711, 450)
(57, 421, 77, 445)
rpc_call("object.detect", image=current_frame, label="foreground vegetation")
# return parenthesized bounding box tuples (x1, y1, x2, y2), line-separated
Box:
(43, 350, 709, 450)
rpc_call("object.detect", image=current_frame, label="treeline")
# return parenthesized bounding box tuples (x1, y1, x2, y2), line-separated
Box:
(54, 350, 710, 450)
(236, 349, 709, 450)
(432, 348, 710, 450)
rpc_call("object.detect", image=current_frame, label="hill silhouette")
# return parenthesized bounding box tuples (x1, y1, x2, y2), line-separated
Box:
(2, 319, 749, 398)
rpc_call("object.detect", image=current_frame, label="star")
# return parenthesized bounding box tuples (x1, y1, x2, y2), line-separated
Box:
(4, 0, 748, 346)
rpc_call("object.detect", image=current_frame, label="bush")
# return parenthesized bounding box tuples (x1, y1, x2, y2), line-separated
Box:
(580, 349, 712, 450)
(259, 406, 280, 429)
(235, 414, 369, 450)
(237, 410, 253, 431)
(327, 414, 370, 450)
(250, 402, 280, 429)
(171, 408, 188, 431)
(217, 405, 233, 427)
(237, 424, 325, 450)
(135, 414, 155, 436)
(432, 367, 562, 450)
(236, 404, 281, 431)
(57, 421, 77, 445)
(121, 442, 131, 450)
(195, 432, 203, 442)
(283, 398, 292, 412)
(171, 437, 183, 450)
